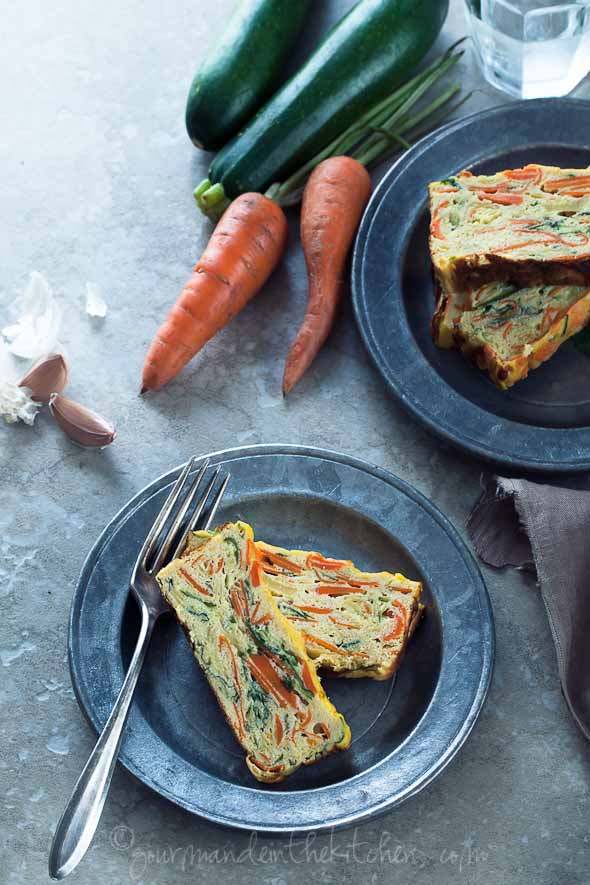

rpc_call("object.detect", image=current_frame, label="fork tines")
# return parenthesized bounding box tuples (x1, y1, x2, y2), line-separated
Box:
(141, 458, 230, 576)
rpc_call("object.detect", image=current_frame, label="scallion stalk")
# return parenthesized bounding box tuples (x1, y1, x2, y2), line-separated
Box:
(267, 40, 469, 207)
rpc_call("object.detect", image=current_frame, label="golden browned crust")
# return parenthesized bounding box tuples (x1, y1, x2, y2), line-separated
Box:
(450, 253, 590, 294)
(430, 278, 446, 343)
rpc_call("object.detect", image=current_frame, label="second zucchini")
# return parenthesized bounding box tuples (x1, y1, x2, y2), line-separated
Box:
(186, 0, 312, 152)
(197, 0, 449, 213)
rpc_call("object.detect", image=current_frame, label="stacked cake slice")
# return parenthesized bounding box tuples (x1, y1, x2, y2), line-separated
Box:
(429, 164, 590, 387)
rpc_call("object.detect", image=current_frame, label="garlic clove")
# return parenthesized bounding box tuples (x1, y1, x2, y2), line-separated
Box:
(18, 352, 68, 403)
(48, 393, 116, 448)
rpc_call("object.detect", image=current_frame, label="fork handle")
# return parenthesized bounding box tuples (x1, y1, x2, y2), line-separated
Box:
(49, 603, 156, 880)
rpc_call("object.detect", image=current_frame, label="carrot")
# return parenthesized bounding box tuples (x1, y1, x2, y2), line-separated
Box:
(468, 184, 510, 193)
(492, 238, 548, 253)
(246, 654, 299, 709)
(295, 708, 312, 727)
(382, 600, 407, 641)
(302, 633, 369, 658)
(315, 584, 365, 595)
(301, 661, 317, 694)
(179, 568, 211, 597)
(298, 604, 334, 614)
(431, 199, 449, 240)
(383, 617, 404, 641)
(260, 550, 303, 573)
(328, 616, 359, 629)
(505, 165, 541, 183)
(141, 193, 288, 391)
(306, 554, 350, 571)
(282, 157, 372, 395)
(543, 174, 590, 192)
(478, 192, 523, 205)
(248, 540, 262, 588)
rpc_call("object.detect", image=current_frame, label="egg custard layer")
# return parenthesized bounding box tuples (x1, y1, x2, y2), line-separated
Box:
(157, 521, 351, 783)
(429, 165, 590, 292)
(186, 533, 423, 681)
(457, 283, 590, 389)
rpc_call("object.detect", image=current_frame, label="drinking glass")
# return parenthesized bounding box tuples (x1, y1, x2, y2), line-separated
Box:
(464, 0, 590, 99)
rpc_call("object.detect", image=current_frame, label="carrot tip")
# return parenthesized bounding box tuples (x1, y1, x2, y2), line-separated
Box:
(140, 385, 148, 395)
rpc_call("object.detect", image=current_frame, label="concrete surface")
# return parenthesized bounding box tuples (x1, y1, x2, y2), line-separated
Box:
(1, 1, 589, 883)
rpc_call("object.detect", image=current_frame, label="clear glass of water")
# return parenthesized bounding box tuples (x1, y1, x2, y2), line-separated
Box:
(465, 0, 590, 99)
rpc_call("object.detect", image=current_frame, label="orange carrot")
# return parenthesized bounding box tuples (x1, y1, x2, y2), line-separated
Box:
(282, 157, 372, 395)
(306, 554, 350, 571)
(431, 199, 449, 240)
(382, 601, 407, 641)
(142, 193, 288, 391)
(302, 633, 369, 658)
(505, 165, 541, 183)
(543, 174, 590, 192)
(337, 575, 379, 587)
(301, 661, 316, 694)
(383, 617, 404, 641)
(297, 604, 334, 614)
(315, 584, 365, 595)
(329, 616, 359, 629)
(246, 654, 299, 709)
(260, 550, 303, 574)
(179, 568, 211, 597)
(478, 192, 523, 205)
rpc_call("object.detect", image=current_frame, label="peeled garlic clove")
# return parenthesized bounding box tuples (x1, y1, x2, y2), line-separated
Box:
(18, 352, 68, 403)
(49, 393, 116, 448)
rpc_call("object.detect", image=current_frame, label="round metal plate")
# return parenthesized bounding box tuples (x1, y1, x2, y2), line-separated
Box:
(69, 445, 494, 832)
(352, 98, 590, 473)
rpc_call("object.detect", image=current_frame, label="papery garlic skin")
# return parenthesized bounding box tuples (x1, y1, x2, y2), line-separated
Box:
(0, 338, 41, 425)
(0, 382, 40, 425)
(85, 282, 107, 319)
(2, 272, 62, 359)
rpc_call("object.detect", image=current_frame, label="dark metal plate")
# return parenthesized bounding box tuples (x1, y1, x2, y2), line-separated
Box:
(69, 445, 493, 832)
(352, 98, 590, 473)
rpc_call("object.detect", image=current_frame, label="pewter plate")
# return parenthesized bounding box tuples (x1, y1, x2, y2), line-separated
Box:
(352, 98, 590, 473)
(69, 445, 493, 832)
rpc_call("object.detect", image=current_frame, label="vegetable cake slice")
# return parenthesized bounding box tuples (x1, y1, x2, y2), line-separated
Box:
(456, 283, 590, 389)
(429, 164, 590, 294)
(157, 521, 350, 783)
(432, 277, 512, 348)
(186, 532, 423, 681)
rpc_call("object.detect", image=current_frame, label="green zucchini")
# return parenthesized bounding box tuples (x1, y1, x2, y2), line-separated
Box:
(186, 0, 312, 152)
(200, 0, 449, 205)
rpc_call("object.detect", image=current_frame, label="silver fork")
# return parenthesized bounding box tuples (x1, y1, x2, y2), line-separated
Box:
(49, 458, 230, 881)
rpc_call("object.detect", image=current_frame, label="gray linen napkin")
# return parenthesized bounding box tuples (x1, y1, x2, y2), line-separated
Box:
(467, 477, 590, 741)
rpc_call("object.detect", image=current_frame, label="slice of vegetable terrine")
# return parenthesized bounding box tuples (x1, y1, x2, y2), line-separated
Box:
(456, 283, 590, 389)
(186, 532, 423, 681)
(157, 521, 351, 783)
(429, 164, 590, 293)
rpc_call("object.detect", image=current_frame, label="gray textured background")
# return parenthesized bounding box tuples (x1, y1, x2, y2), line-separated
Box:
(1, 1, 589, 883)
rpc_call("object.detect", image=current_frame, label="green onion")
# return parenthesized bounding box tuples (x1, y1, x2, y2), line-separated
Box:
(266, 40, 470, 207)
